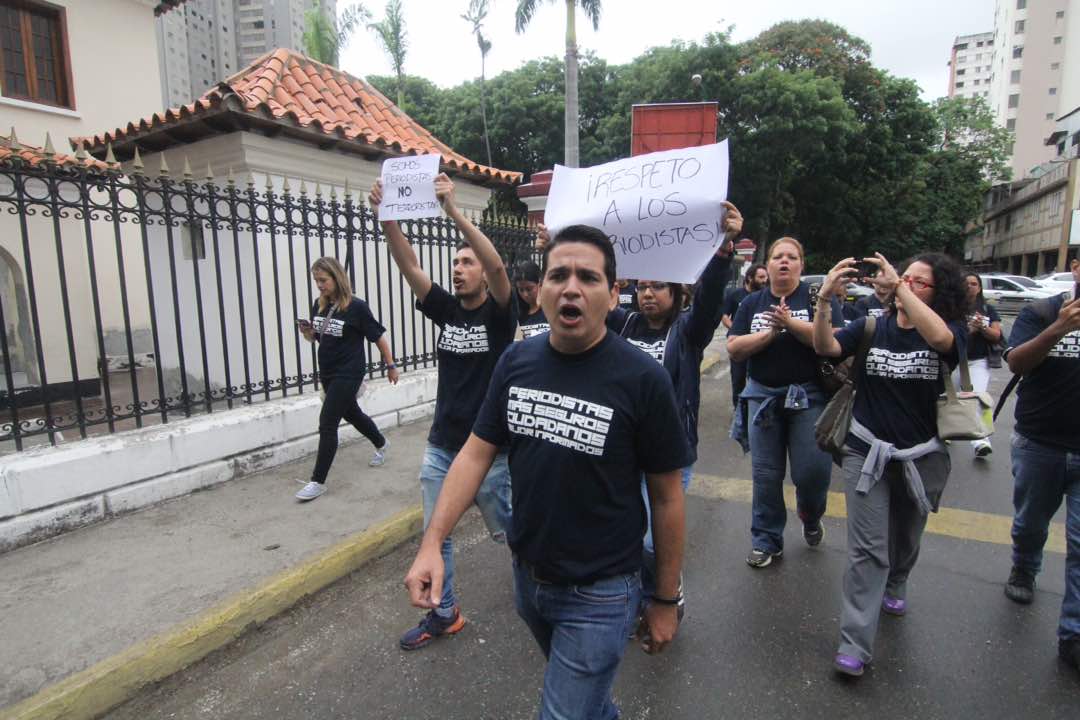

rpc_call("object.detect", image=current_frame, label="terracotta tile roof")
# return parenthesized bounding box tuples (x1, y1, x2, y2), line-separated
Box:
(75, 49, 521, 186)
(1, 132, 116, 172)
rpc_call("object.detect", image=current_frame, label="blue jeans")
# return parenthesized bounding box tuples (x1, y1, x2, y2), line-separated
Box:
(747, 396, 832, 554)
(420, 443, 512, 613)
(640, 467, 692, 597)
(513, 558, 641, 720)
(1009, 432, 1080, 640)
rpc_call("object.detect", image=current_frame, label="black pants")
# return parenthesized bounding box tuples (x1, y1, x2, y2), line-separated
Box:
(311, 376, 385, 484)
(730, 358, 747, 407)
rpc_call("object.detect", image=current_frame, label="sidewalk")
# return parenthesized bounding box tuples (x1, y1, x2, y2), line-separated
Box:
(0, 417, 429, 720)
(0, 331, 730, 720)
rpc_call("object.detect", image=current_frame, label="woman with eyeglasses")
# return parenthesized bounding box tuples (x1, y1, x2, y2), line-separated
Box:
(727, 237, 844, 570)
(813, 253, 969, 678)
(956, 272, 1002, 459)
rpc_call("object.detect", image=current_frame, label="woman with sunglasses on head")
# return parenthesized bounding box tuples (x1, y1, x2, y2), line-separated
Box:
(955, 272, 1001, 459)
(813, 252, 969, 678)
(727, 237, 844, 570)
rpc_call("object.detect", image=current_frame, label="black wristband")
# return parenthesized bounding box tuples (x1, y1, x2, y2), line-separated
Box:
(649, 594, 680, 606)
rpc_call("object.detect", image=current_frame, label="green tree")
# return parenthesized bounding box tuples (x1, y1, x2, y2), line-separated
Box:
(515, 0, 602, 168)
(368, 0, 408, 108)
(462, 0, 494, 167)
(366, 73, 444, 130)
(301, 3, 370, 67)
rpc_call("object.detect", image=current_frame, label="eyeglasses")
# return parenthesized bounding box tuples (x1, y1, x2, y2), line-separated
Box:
(901, 275, 935, 291)
(637, 282, 670, 292)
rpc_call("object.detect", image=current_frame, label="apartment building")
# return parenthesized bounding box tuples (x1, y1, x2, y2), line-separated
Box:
(948, 32, 994, 101)
(988, 0, 1071, 178)
(156, 0, 336, 108)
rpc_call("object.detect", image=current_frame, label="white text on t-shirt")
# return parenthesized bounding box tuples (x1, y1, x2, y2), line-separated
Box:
(439, 324, 490, 354)
(506, 386, 613, 456)
(865, 347, 941, 380)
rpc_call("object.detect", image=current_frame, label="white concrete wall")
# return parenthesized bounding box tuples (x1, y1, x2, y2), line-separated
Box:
(0, 0, 166, 144)
(137, 133, 497, 400)
(0, 368, 437, 551)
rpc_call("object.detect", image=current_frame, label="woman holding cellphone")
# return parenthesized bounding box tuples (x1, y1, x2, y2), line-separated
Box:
(813, 252, 968, 677)
(295, 257, 399, 502)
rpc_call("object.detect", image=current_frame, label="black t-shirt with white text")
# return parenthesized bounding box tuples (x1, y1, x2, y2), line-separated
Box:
(472, 331, 693, 584)
(418, 285, 516, 451)
(519, 307, 550, 339)
(966, 301, 1002, 361)
(1008, 294, 1080, 451)
(312, 297, 386, 381)
(729, 282, 843, 387)
(852, 294, 890, 319)
(835, 314, 966, 450)
(622, 323, 668, 364)
(618, 283, 637, 311)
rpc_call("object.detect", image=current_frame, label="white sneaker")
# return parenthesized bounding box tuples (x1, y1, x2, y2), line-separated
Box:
(370, 440, 389, 467)
(295, 481, 326, 501)
(974, 440, 993, 459)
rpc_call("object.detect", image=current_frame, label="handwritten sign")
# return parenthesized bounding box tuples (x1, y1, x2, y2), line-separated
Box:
(544, 141, 729, 283)
(379, 154, 441, 221)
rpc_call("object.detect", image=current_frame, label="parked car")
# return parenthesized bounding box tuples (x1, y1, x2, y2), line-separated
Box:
(1034, 271, 1076, 294)
(980, 275, 1058, 313)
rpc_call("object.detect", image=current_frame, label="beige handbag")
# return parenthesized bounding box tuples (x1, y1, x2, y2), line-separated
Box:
(936, 349, 993, 441)
(814, 317, 876, 456)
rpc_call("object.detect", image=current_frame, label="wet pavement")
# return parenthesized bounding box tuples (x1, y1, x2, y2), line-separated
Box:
(106, 344, 1079, 720)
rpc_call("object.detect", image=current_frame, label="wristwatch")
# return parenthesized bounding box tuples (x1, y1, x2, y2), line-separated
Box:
(386, 362, 397, 369)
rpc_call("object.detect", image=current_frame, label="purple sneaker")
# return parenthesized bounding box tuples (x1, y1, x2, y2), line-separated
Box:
(881, 595, 907, 616)
(834, 653, 865, 677)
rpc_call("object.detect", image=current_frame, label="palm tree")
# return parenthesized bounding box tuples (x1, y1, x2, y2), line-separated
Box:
(515, 0, 601, 168)
(462, 0, 493, 167)
(368, 0, 408, 108)
(301, 3, 370, 67)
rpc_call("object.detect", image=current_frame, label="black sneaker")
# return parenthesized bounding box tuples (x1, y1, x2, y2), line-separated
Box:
(1060, 637, 1080, 671)
(803, 520, 825, 547)
(1004, 566, 1036, 604)
(746, 548, 782, 569)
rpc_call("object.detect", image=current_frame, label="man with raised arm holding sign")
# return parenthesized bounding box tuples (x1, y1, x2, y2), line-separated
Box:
(369, 172, 516, 652)
(405, 224, 691, 720)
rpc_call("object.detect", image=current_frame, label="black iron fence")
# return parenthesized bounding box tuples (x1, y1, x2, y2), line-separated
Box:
(0, 156, 535, 452)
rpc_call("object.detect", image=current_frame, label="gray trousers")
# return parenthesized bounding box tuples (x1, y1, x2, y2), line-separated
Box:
(838, 448, 951, 662)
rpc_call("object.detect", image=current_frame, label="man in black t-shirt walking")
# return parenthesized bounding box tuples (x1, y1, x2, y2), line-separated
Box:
(369, 175, 516, 652)
(722, 263, 768, 406)
(1002, 259, 1080, 675)
(405, 225, 692, 719)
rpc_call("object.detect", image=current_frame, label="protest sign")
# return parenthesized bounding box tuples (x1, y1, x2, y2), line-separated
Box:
(543, 141, 729, 283)
(379, 154, 441, 221)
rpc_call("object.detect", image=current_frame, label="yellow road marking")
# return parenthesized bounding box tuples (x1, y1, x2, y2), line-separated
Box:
(692, 473, 1067, 555)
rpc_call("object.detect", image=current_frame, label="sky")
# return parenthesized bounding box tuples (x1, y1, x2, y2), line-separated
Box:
(339, 0, 996, 101)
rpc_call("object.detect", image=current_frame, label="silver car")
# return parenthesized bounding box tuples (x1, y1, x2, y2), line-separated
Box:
(980, 275, 1057, 313)
(1034, 271, 1076, 294)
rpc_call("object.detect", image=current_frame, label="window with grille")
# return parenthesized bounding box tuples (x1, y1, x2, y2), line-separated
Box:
(0, 1, 72, 108)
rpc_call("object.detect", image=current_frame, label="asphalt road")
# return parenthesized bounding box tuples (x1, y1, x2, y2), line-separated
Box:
(108, 329, 1079, 720)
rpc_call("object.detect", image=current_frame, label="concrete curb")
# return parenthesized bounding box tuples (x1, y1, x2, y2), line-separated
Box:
(0, 506, 424, 720)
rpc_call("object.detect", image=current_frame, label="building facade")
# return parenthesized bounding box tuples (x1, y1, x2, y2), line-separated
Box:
(157, 0, 336, 108)
(948, 32, 994, 101)
(988, 0, 1071, 178)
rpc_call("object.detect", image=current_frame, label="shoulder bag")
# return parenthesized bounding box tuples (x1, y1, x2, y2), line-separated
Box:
(936, 345, 993, 440)
(814, 316, 876, 456)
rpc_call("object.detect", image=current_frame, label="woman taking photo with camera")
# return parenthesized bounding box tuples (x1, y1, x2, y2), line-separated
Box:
(813, 252, 968, 678)
(295, 257, 399, 502)
(728, 237, 843, 569)
(957, 272, 1002, 459)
